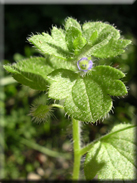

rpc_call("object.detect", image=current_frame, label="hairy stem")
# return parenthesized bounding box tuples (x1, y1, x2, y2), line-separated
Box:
(72, 118, 81, 180)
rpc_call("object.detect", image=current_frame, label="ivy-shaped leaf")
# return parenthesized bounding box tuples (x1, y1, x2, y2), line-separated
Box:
(84, 124, 136, 180)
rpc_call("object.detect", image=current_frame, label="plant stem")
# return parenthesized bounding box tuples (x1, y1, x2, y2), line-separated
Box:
(21, 138, 71, 159)
(51, 104, 64, 110)
(72, 118, 81, 180)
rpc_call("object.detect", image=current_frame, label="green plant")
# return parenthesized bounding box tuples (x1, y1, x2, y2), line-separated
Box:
(3, 17, 136, 180)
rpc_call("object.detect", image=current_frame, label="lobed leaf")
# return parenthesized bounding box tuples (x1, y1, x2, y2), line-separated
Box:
(91, 38, 131, 58)
(64, 65, 127, 122)
(89, 65, 127, 96)
(64, 74, 112, 122)
(3, 57, 53, 90)
(80, 21, 131, 58)
(28, 32, 70, 59)
(46, 65, 127, 122)
(84, 124, 136, 180)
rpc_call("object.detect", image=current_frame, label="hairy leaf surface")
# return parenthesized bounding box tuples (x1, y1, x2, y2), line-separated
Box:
(84, 124, 136, 180)
(28, 31, 70, 59)
(81, 21, 131, 58)
(47, 65, 127, 122)
(65, 17, 81, 31)
(3, 18, 131, 122)
(48, 69, 78, 99)
(4, 57, 53, 90)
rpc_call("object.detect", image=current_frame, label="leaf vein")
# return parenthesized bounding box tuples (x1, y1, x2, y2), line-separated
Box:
(103, 143, 123, 177)
(83, 79, 93, 119)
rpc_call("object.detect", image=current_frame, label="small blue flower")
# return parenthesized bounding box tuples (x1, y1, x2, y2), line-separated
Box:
(77, 57, 93, 72)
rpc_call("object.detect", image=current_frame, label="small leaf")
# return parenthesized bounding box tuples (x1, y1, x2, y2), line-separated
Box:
(84, 124, 136, 180)
(47, 69, 78, 100)
(65, 17, 81, 31)
(4, 57, 53, 90)
(65, 26, 82, 52)
(89, 31, 98, 44)
(73, 35, 86, 55)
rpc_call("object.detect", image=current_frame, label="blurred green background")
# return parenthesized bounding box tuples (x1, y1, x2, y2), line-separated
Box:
(1, 3, 137, 180)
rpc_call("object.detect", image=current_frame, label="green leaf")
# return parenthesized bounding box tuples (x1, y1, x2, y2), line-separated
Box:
(84, 124, 136, 180)
(47, 69, 78, 100)
(28, 31, 70, 59)
(90, 65, 127, 96)
(65, 17, 81, 31)
(78, 33, 113, 59)
(47, 55, 77, 72)
(73, 35, 87, 55)
(82, 21, 120, 42)
(64, 75, 112, 122)
(91, 38, 131, 58)
(80, 21, 131, 58)
(89, 31, 98, 44)
(13, 72, 48, 90)
(28, 18, 131, 61)
(3, 57, 53, 90)
(51, 27, 68, 51)
(65, 26, 82, 53)
(64, 65, 127, 122)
